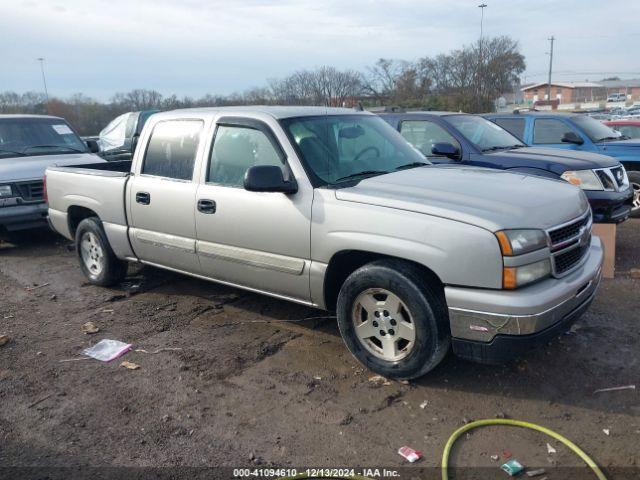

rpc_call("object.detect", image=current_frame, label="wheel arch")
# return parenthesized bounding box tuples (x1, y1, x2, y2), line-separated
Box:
(322, 250, 444, 312)
(67, 205, 100, 237)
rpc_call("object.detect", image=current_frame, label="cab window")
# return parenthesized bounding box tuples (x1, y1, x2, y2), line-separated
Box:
(142, 120, 203, 180)
(208, 125, 284, 187)
(399, 120, 460, 156)
(492, 118, 526, 141)
(533, 119, 577, 144)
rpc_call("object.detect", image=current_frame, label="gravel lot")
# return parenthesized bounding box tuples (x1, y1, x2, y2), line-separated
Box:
(1, 220, 639, 479)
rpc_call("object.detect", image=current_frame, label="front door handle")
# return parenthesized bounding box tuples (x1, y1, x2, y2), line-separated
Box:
(197, 199, 216, 214)
(136, 192, 150, 205)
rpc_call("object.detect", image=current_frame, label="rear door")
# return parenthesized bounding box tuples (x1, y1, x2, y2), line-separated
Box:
(127, 118, 205, 272)
(194, 117, 312, 302)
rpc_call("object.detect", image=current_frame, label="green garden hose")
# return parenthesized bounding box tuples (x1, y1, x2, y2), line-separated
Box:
(441, 418, 607, 480)
(277, 418, 607, 480)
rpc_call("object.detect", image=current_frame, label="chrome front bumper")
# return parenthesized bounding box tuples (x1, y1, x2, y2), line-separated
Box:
(446, 236, 603, 343)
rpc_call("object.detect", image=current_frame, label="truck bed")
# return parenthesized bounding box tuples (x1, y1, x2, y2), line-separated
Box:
(45, 161, 132, 247)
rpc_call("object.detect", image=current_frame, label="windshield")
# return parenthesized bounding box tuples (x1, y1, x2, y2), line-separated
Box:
(281, 115, 429, 186)
(0, 117, 87, 158)
(572, 115, 624, 142)
(445, 115, 525, 151)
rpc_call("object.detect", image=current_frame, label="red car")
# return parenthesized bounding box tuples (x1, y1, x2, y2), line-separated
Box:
(604, 120, 640, 139)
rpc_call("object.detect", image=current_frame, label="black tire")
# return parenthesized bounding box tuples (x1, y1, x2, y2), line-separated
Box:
(75, 217, 128, 286)
(627, 170, 640, 218)
(336, 259, 450, 380)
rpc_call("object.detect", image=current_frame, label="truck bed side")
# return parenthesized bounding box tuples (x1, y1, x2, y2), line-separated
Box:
(46, 161, 135, 260)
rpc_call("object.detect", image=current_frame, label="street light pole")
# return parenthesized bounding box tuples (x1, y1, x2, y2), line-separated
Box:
(477, 4, 487, 111)
(479, 3, 487, 43)
(37, 57, 49, 112)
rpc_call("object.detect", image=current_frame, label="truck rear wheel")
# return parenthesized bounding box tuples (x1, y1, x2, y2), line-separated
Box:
(628, 170, 640, 217)
(75, 217, 128, 286)
(336, 259, 450, 380)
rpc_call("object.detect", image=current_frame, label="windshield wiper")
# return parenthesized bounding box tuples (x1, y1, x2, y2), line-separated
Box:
(21, 144, 84, 154)
(0, 149, 27, 157)
(332, 170, 389, 183)
(482, 145, 524, 152)
(395, 161, 430, 171)
(595, 136, 628, 142)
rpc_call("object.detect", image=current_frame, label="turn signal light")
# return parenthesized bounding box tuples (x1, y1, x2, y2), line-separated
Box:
(503, 267, 517, 289)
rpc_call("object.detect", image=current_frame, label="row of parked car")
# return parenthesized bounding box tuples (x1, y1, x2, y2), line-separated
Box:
(0, 106, 638, 378)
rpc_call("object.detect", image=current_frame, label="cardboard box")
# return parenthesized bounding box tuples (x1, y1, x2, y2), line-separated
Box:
(592, 223, 616, 279)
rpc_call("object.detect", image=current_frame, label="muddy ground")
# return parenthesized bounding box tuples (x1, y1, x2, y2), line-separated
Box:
(0, 220, 638, 479)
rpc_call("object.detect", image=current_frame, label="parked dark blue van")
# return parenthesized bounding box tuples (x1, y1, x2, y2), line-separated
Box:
(379, 111, 634, 223)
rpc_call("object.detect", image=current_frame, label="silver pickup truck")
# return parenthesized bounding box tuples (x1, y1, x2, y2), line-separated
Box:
(46, 107, 603, 379)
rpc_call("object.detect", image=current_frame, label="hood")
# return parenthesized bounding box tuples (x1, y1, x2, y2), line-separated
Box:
(0, 153, 105, 182)
(486, 147, 619, 173)
(594, 139, 640, 157)
(335, 165, 590, 232)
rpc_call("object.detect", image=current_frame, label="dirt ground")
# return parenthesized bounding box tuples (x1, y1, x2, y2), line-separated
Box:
(0, 220, 639, 479)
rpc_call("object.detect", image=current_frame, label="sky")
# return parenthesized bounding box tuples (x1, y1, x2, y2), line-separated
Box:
(1, 0, 639, 101)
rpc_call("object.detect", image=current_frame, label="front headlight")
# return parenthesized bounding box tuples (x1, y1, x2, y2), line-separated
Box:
(495, 229, 548, 256)
(503, 259, 552, 289)
(561, 170, 603, 190)
(0, 185, 14, 198)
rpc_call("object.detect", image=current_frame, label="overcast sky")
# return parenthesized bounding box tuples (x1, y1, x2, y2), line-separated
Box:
(1, 0, 639, 100)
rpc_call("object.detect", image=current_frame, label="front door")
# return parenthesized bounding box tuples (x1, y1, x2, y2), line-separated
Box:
(195, 118, 312, 302)
(128, 119, 205, 272)
(532, 118, 583, 150)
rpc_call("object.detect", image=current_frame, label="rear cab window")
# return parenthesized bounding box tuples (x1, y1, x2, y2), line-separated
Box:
(491, 117, 526, 141)
(141, 120, 203, 180)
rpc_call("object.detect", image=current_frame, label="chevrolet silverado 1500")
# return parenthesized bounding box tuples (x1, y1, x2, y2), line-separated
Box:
(45, 107, 603, 379)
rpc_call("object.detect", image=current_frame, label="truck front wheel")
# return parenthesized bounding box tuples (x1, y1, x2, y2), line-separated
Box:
(336, 259, 450, 380)
(75, 217, 128, 286)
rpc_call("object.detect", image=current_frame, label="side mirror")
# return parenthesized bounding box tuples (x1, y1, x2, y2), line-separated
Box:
(86, 140, 99, 153)
(431, 142, 460, 159)
(244, 165, 297, 194)
(561, 132, 584, 145)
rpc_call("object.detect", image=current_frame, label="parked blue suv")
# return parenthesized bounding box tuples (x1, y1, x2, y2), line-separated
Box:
(484, 111, 640, 216)
(379, 111, 633, 223)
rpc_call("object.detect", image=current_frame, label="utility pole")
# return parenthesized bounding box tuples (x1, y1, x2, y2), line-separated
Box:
(477, 3, 487, 111)
(546, 36, 554, 101)
(37, 57, 49, 112)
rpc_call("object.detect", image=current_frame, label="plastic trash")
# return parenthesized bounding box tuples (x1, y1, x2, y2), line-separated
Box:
(81, 322, 100, 334)
(501, 459, 524, 476)
(120, 360, 140, 370)
(398, 446, 422, 463)
(83, 339, 132, 362)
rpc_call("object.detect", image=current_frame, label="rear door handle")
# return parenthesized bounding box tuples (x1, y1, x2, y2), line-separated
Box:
(197, 199, 216, 214)
(136, 192, 150, 205)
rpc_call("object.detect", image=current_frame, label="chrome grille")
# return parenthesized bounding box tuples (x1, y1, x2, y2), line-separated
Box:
(594, 166, 628, 191)
(548, 213, 590, 248)
(547, 211, 592, 277)
(554, 243, 590, 275)
(15, 181, 44, 202)
(610, 166, 625, 188)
